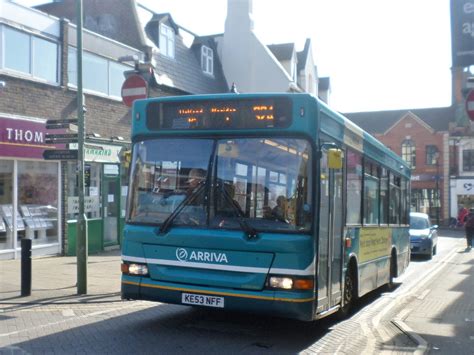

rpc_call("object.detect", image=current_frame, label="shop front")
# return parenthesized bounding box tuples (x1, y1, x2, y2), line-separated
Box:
(0, 115, 62, 260)
(450, 178, 474, 219)
(66, 142, 127, 255)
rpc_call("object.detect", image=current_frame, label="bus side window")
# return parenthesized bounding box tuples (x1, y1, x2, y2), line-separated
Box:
(346, 150, 362, 225)
(389, 173, 401, 225)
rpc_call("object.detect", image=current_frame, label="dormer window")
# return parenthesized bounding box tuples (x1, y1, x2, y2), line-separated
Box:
(159, 23, 175, 58)
(201, 45, 213, 75)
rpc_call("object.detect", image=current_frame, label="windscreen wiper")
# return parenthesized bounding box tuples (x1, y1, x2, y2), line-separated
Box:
(159, 181, 206, 234)
(218, 182, 258, 239)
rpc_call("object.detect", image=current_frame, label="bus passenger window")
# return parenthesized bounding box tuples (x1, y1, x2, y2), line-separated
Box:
(389, 173, 401, 225)
(346, 150, 362, 224)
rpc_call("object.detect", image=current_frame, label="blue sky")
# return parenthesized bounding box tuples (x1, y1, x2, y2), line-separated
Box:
(17, 0, 452, 113)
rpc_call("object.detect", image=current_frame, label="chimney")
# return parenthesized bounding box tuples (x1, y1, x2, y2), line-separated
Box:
(225, 0, 254, 33)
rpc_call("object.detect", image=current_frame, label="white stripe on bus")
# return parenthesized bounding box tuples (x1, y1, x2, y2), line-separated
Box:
(122, 255, 315, 276)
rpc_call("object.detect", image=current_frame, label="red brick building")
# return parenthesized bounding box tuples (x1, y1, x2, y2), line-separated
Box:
(347, 107, 454, 225)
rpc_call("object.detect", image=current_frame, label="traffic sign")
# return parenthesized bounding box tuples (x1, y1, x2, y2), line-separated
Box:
(121, 74, 147, 107)
(43, 149, 78, 160)
(466, 90, 474, 121)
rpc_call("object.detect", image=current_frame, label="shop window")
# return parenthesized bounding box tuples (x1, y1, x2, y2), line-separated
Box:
(67, 162, 101, 220)
(3, 26, 58, 83)
(0, 161, 14, 250)
(346, 150, 362, 224)
(17, 161, 59, 246)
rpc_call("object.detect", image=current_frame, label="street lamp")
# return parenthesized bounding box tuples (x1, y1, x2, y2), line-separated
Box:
(435, 151, 441, 226)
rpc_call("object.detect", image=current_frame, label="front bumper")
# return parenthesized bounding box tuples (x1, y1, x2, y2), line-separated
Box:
(410, 238, 433, 255)
(121, 275, 315, 321)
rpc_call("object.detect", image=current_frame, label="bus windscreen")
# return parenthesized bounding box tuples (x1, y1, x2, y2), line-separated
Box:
(146, 97, 292, 130)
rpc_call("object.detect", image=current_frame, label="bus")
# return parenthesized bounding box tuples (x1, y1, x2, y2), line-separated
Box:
(121, 93, 410, 321)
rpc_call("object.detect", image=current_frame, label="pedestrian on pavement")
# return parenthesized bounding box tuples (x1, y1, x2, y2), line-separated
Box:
(463, 208, 474, 249)
(457, 205, 469, 228)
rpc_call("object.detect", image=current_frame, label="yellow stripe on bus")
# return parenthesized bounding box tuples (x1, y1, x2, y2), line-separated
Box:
(122, 280, 315, 303)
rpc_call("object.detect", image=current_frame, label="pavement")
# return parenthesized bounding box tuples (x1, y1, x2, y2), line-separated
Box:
(0, 230, 473, 354)
(0, 250, 122, 304)
(392, 228, 474, 354)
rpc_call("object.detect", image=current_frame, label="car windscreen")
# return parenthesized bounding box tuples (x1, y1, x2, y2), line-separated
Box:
(410, 216, 429, 230)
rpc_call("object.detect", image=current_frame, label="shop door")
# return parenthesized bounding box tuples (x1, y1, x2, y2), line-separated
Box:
(103, 164, 120, 246)
(317, 148, 344, 312)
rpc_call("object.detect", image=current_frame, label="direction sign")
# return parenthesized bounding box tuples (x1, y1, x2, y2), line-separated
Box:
(466, 90, 474, 121)
(45, 133, 78, 140)
(46, 123, 78, 131)
(46, 119, 78, 125)
(45, 137, 78, 144)
(43, 149, 78, 160)
(121, 74, 147, 107)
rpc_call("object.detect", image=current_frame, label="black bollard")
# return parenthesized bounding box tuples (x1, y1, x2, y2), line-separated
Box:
(21, 238, 32, 297)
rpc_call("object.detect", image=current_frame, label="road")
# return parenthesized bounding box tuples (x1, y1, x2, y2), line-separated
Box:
(0, 231, 466, 354)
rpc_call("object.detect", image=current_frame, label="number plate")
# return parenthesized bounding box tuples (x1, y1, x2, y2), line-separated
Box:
(182, 293, 224, 308)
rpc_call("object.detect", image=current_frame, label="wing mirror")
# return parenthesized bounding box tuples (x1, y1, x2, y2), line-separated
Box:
(431, 225, 438, 229)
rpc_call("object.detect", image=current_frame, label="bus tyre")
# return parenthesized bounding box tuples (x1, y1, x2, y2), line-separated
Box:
(385, 255, 396, 291)
(337, 265, 357, 319)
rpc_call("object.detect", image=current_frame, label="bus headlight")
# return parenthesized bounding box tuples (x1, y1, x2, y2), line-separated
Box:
(268, 276, 314, 290)
(122, 263, 149, 276)
(269, 277, 293, 289)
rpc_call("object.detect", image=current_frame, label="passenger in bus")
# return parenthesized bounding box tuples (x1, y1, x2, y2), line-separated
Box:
(186, 168, 206, 196)
(176, 168, 207, 225)
(272, 195, 288, 222)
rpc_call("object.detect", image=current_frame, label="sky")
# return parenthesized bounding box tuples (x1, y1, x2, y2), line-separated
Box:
(17, 0, 452, 113)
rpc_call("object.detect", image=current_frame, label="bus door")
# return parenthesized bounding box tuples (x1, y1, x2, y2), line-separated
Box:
(317, 146, 344, 312)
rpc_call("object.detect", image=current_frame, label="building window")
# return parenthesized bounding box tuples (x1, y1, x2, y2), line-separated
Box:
(159, 23, 175, 59)
(401, 139, 416, 168)
(68, 47, 129, 98)
(426, 145, 439, 166)
(201, 45, 213, 75)
(463, 149, 474, 172)
(3, 26, 58, 83)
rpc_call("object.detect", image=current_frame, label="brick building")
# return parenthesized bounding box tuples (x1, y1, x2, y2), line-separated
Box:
(347, 107, 453, 225)
(0, 2, 143, 259)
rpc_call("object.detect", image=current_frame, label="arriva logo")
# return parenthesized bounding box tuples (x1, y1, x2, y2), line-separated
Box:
(175, 248, 228, 263)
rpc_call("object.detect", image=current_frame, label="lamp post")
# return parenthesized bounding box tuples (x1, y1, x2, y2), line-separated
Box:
(435, 152, 441, 226)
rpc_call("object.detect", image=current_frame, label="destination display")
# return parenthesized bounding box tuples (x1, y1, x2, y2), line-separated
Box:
(146, 97, 292, 130)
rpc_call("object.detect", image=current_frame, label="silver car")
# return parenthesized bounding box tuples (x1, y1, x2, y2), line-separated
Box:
(409, 212, 438, 259)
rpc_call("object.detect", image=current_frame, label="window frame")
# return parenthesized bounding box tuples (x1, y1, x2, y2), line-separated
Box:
(462, 149, 474, 172)
(159, 23, 175, 59)
(401, 139, 416, 168)
(425, 145, 439, 166)
(67, 46, 130, 99)
(201, 45, 214, 75)
(1, 25, 59, 84)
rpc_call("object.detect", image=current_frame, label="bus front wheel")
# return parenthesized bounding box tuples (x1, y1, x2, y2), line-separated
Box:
(337, 264, 357, 318)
